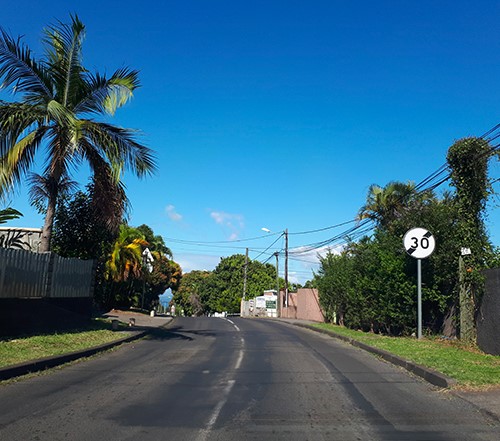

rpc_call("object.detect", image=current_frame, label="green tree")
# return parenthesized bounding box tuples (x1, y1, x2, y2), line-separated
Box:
(174, 270, 211, 316)
(146, 253, 182, 306)
(358, 181, 432, 230)
(0, 15, 155, 252)
(51, 187, 116, 260)
(136, 224, 172, 258)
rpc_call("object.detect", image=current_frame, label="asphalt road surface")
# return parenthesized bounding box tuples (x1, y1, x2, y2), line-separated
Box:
(0, 317, 498, 441)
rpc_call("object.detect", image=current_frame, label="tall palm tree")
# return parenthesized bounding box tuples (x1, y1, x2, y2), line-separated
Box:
(0, 15, 156, 252)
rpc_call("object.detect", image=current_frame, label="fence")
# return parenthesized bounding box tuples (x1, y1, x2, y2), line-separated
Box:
(0, 248, 96, 336)
(477, 268, 500, 355)
(0, 248, 95, 299)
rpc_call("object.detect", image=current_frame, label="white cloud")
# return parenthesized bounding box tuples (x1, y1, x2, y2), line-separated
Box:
(209, 210, 245, 240)
(166, 205, 183, 222)
(176, 253, 221, 274)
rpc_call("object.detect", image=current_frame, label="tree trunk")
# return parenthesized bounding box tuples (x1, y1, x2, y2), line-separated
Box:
(40, 193, 57, 252)
(442, 303, 457, 338)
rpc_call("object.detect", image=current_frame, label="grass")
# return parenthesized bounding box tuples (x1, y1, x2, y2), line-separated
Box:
(0, 319, 133, 368)
(313, 323, 500, 388)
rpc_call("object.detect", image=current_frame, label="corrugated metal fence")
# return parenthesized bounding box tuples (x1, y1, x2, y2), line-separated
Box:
(0, 248, 95, 299)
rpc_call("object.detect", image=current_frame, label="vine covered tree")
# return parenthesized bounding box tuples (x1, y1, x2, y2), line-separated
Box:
(447, 137, 495, 343)
(0, 15, 156, 251)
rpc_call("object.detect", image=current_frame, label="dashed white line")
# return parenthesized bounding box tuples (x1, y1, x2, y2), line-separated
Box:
(195, 317, 245, 440)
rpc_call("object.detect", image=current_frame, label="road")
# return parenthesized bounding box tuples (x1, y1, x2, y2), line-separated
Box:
(0, 317, 498, 440)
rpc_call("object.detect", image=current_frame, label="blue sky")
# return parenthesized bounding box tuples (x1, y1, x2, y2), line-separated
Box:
(2, 1, 500, 283)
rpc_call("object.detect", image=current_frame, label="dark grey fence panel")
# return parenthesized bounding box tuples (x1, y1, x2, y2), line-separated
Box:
(477, 268, 500, 355)
(0, 248, 94, 299)
(0, 248, 49, 298)
(50, 254, 94, 298)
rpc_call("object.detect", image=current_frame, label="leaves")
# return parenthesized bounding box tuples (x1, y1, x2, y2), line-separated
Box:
(0, 207, 22, 224)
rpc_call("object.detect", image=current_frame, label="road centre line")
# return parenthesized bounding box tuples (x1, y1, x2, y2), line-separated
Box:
(195, 380, 236, 441)
(194, 316, 245, 440)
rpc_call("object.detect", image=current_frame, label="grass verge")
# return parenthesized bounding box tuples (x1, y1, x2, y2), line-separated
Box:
(0, 319, 133, 368)
(312, 323, 500, 388)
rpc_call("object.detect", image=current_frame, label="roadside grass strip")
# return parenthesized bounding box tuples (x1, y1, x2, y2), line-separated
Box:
(313, 323, 500, 388)
(0, 319, 133, 368)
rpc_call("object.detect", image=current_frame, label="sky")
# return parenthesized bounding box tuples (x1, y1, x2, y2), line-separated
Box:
(2, 1, 500, 283)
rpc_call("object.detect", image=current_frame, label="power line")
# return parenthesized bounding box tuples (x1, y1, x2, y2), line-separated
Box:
(288, 219, 357, 235)
(163, 230, 282, 246)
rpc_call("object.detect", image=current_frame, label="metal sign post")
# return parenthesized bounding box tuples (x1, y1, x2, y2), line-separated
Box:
(403, 228, 435, 339)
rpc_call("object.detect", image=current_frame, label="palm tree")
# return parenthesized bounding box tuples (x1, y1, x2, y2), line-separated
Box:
(357, 181, 426, 228)
(106, 225, 148, 282)
(0, 15, 156, 252)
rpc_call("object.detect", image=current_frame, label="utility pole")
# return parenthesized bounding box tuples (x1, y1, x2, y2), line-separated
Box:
(243, 247, 249, 300)
(284, 228, 289, 308)
(459, 248, 476, 343)
(274, 252, 280, 317)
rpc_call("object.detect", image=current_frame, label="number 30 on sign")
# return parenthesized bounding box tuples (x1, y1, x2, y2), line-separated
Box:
(403, 228, 435, 259)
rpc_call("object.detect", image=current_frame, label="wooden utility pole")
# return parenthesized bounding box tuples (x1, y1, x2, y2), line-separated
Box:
(274, 252, 280, 316)
(243, 247, 249, 300)
(284, 229, 289, 307)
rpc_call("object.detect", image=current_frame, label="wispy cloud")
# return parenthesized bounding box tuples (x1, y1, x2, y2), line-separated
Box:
(210, 211, 245, 240)
(166, 205, 183, 222)
(290, 244, 343, 266)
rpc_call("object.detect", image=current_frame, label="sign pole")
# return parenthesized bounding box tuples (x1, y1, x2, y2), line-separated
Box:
(417, 258, 422, 339)
(403, 227, 435, 340)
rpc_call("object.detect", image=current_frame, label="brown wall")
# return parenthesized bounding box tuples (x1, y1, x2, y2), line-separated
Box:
(280, 288, 324, 322)
(296, 288, 324, 322)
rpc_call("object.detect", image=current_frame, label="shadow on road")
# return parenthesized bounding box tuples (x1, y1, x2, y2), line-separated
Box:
(142, 326, 218, 342)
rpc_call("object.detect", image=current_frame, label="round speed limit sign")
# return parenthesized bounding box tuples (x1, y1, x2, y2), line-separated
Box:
(403, 228, 435, 259)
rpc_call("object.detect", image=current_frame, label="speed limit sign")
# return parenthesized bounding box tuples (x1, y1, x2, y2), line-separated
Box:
(403, 228, 435, 259)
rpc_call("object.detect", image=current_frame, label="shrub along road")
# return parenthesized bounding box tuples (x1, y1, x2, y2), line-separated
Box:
(0, 317, 498, 440)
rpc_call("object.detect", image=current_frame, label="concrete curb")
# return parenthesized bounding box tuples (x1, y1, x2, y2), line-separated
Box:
(0, 330, 148, 381)
(289, 322, 457, 389)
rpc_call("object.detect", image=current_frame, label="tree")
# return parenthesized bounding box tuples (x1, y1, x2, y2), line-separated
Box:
(174, 270, 211, 316)
(52, 186, 116, 260)
(0, 15, 156, 252)
(146, 254, 182, 297)
(203, 254, 277, 313)
(106, 225, 147, 282)
(358, 181, 432, 229)
(136, 224, 173, 258)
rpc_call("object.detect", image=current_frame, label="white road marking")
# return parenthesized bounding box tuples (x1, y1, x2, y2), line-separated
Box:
(235, 347, 244, 370)
(195, 317, 245, 440)
(195, 380, 236, 441)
